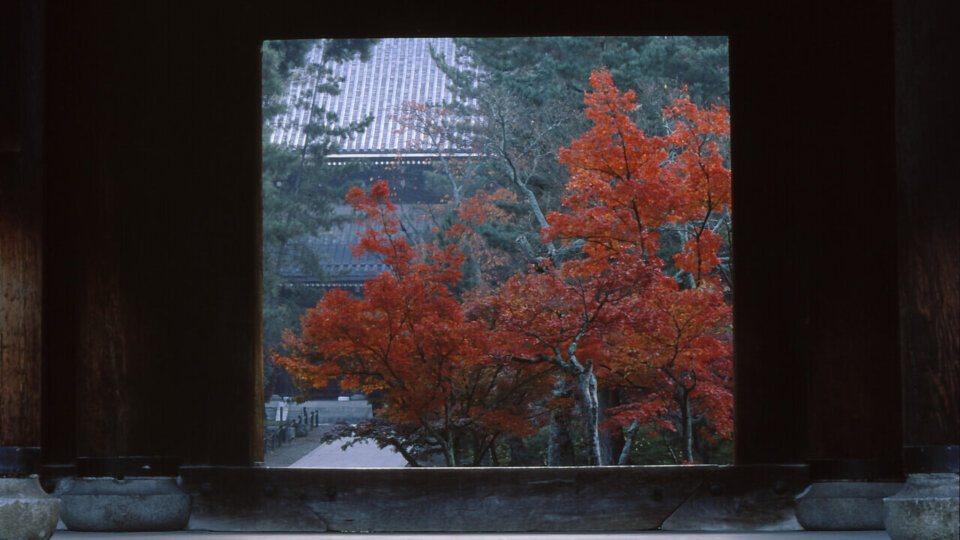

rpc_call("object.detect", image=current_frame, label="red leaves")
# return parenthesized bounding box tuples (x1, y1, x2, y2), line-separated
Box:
(548, 68, 730, 260)
(278, 69, 734, 463)
(458, 188, 516, 227)
(674, 228, 725, 278)
(664, 95, 731, 222)
(346, 180, 395, 215)
(600, 398, 673, 433)
(275, 183, 550, 456)
(279, 183, 473, 419)
(550, 69, 675, 252)
(548, 69, 733, 451)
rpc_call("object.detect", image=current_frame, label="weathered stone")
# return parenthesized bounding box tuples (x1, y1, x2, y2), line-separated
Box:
(794, 481, 902, 530)
(180, 465, 709, 532)
(660, 465, 808, 531)
(60, 477, 190, 531)
(0, 477, 60, 540)
(884, 473, 959, 540)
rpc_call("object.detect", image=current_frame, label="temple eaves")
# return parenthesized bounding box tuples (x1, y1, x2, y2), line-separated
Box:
(270, 37, 474, 157)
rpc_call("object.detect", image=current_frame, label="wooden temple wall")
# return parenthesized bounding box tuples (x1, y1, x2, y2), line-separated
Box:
(0, 1, 954, 530)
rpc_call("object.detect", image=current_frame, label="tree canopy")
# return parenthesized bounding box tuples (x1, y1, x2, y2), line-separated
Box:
(276, 65, 732, 466)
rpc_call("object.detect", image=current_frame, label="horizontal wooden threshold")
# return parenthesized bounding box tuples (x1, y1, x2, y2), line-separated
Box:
(53, 531, 890, 539)
(179, 464, 808, 533)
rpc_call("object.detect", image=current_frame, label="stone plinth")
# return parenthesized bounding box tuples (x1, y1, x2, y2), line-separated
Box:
(0, 477, 60, 540)
(883, 473, 959, 540)
(60, 477, 190, 531)
(794, 481, 902, 530)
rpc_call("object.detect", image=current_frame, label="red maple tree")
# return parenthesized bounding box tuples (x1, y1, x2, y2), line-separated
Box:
(278, 69, 732, 466)
(469, 255, 658, 465)
(275, 181, 551, 466)
(545, 69, 733, 463)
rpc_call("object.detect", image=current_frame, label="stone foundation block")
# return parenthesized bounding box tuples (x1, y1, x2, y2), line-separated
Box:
(794, 481, 902, 530)
(0, 477, 60, 540)
(884, 473, 959, 540)
(60, 476, 190, 531)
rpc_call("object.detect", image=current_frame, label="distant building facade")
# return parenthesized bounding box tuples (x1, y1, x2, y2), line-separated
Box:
(269, 38, 471, 291)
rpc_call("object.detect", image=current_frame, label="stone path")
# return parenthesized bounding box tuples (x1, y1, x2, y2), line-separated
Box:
(289, 437, 408, 468)
(262, 426, 329, 467)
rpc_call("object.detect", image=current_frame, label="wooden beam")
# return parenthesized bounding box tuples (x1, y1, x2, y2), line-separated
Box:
(894, 0, 960, 469)
(0, 0, 43, 452)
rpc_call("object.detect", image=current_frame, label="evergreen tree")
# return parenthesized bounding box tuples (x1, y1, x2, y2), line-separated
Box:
(430, 37, 729, 265)
(261, 39, 379, 395)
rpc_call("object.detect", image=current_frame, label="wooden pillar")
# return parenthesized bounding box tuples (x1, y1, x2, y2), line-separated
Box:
(794, 2, 902, 481)
(41, 2, 263, 477)
(884, 1, 960, 537)
(892, 0, 960, 475)
(730, 12, 808, 466)
(0, 1, 60, 537)
(37, 2, 195, 530)
(734, 4, 906, 529)
(0, 0, 43, 458)
(40, 0, 140, 465)
(733, 3, 903, 478)
(791, 12, 906, 526)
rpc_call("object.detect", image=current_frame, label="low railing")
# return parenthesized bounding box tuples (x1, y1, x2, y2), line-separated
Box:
(263, 409, 322, 455)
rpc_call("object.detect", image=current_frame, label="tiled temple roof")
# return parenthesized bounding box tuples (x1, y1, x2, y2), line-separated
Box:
(282, 204, 438, 290)
(270, 39, 468, 289)
(269, 38, 473, 156)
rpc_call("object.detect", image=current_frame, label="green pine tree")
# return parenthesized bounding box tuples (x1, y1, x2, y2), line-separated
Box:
(261, 39, 379, 395)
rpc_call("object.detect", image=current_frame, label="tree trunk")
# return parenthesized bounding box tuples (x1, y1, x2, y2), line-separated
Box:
(618, 421, 640, 465)
(519, 184, 550, 232)
(598, 388, 622, 465)
(517, 184, 560, 262)
(548, 407, 576, 466)
(547, 378, 576, 466)
(443, 432, 457, 466)
(578, 370, 602, 466)
(453, 434, 470, 466)
(680, 389, 694, 463)
(389, 440, 421, 467)
(507, 434, 526, 466)
(479, 433, 495, 466)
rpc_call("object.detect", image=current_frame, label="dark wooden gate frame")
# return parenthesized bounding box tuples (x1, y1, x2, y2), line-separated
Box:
(7, 0, 952, 533)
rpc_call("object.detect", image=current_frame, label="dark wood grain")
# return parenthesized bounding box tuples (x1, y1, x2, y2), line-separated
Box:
(0, 156, 43, 447)
(894, 0, 960, 454)
(30, 0, 946, 475)
(731, 2, 902, 468)
(0, 0, 43, 449)
(41, 2, 264, 466)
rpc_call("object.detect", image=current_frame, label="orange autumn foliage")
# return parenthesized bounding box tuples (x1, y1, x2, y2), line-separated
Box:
(546, 69, 733, 451)
(278, 68, 733, 464)
(275, 181, 551, 465)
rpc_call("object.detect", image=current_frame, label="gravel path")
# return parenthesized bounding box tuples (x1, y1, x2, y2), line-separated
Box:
(262, 426, 330, 467)
(290, 437, 408, 468)
(263, 424, 408, 468)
